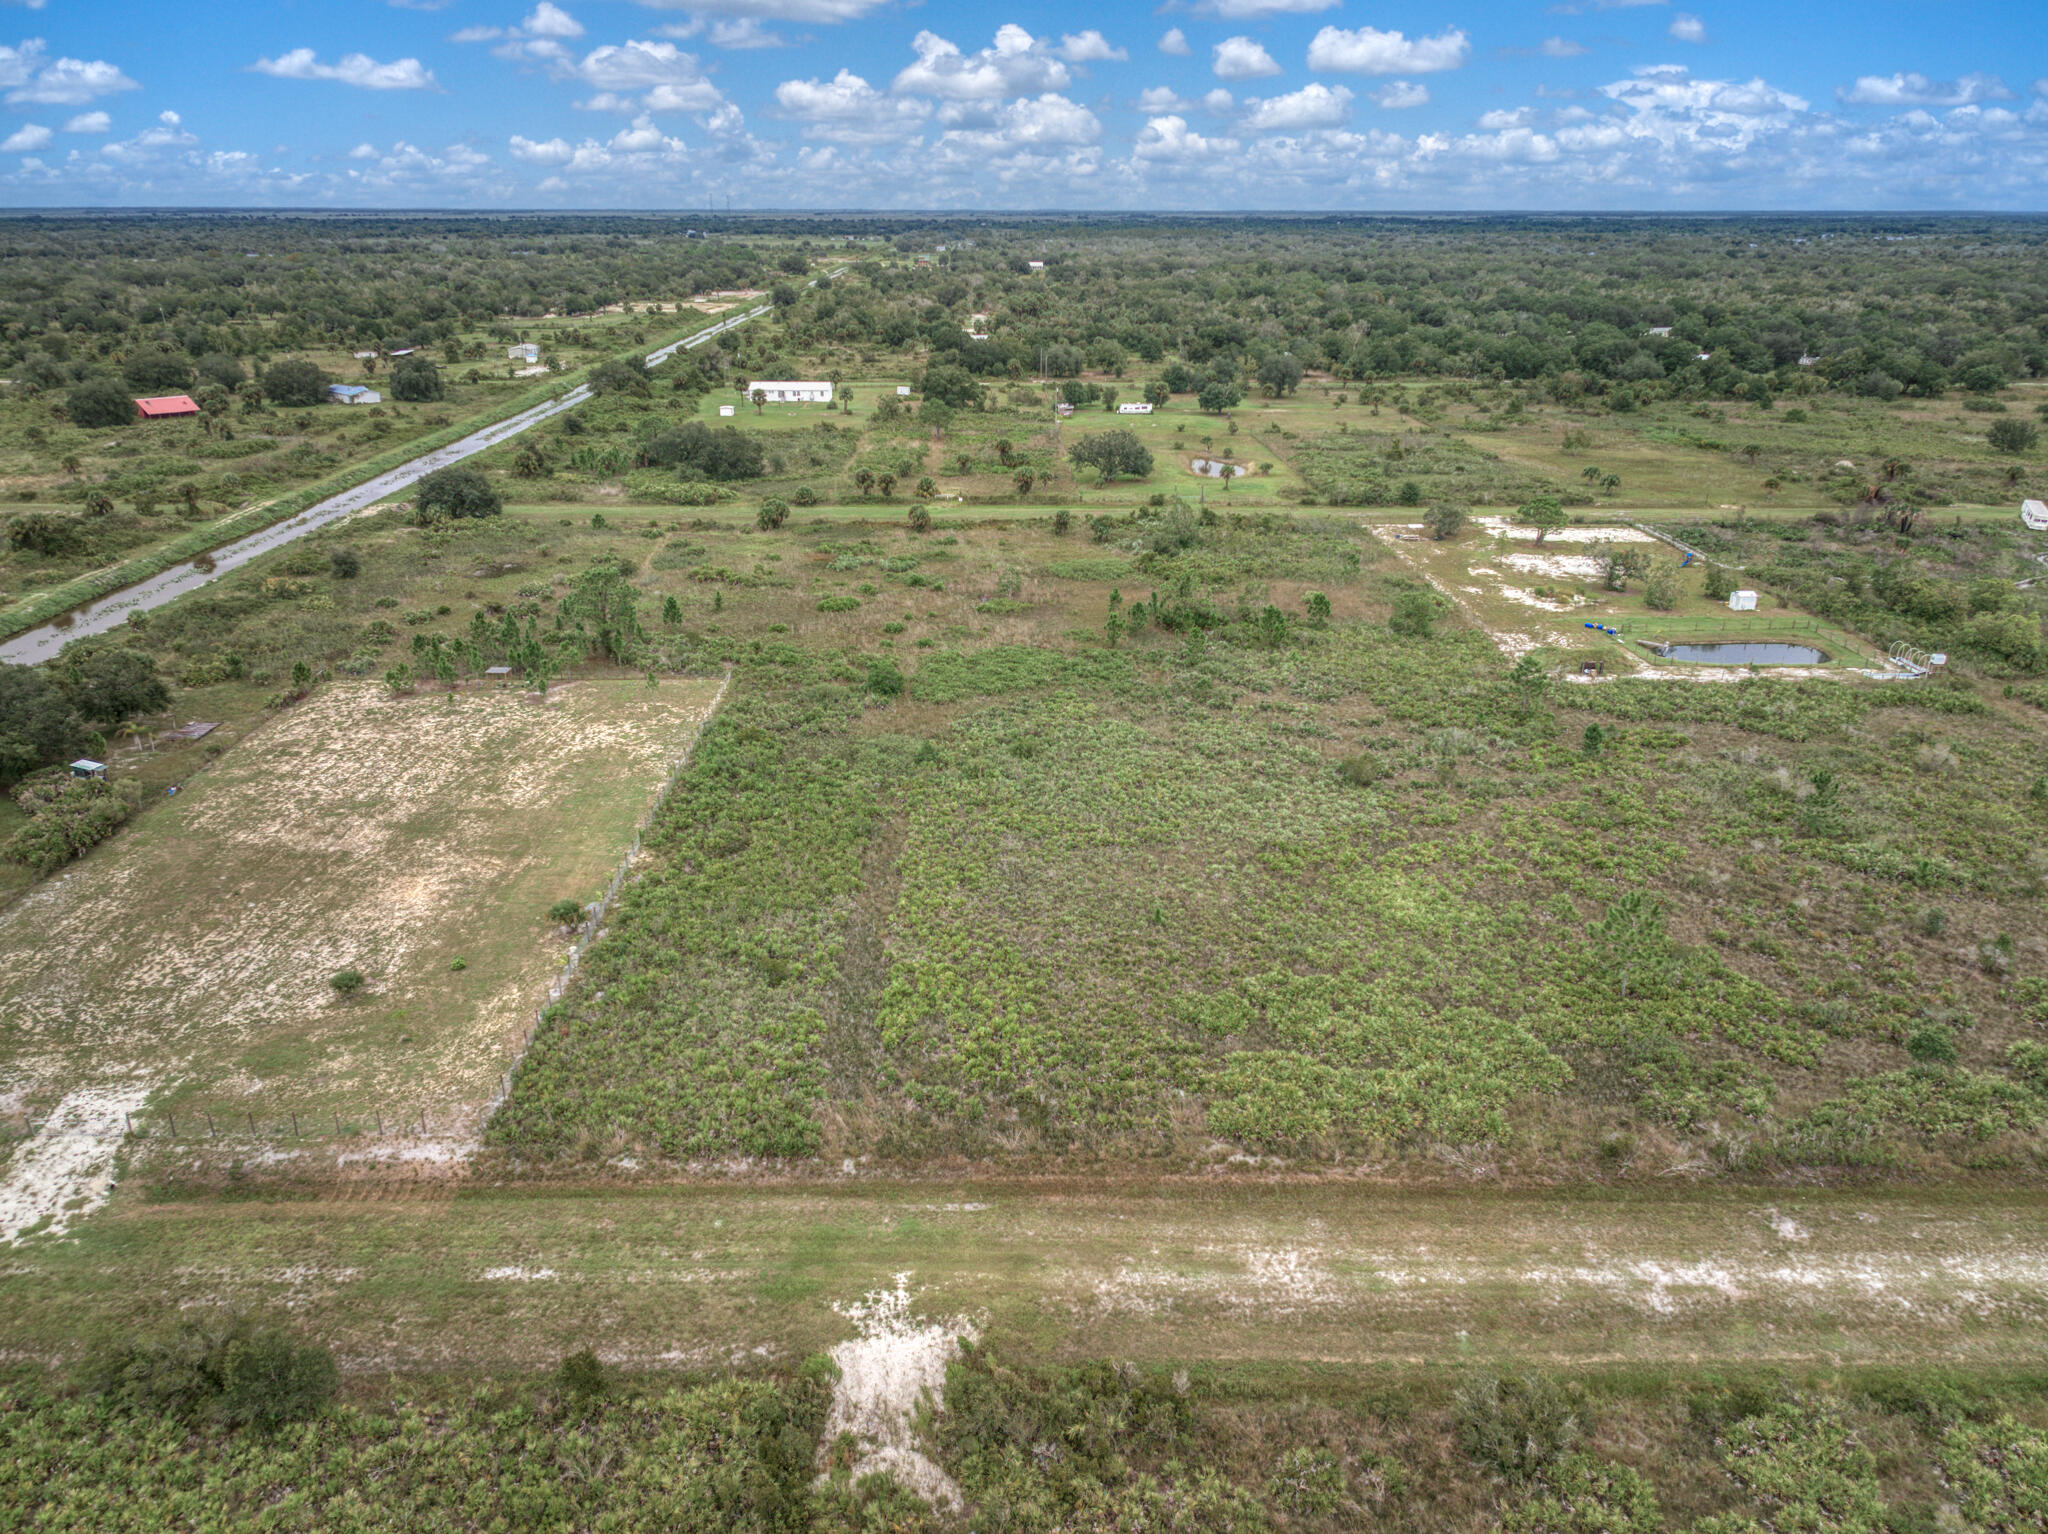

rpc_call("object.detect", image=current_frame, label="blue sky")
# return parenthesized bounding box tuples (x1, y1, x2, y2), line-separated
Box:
(0, 0, 2042, 208)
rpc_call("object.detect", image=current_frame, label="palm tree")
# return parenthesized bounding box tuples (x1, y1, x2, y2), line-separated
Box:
(1014, 470, 1034, 497)
(995, 438, 1014, 466)
(854, 468, 875, 496)
(876, 472, 896, 499)
(60, 454, 79, 476)
(916, 476, 936, 498)
(1600, 473, 1621, 495)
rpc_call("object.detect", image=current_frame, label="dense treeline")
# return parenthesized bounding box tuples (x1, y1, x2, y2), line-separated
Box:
(8, 215, 2045, 415)
(0, 215, 776, 377)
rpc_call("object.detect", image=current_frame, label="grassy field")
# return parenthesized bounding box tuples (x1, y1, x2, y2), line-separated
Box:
(0, 677, 723, 1131)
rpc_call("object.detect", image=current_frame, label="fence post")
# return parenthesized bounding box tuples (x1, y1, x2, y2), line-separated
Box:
(206, 1112, 215, 1137)
(124, 1112, 132, 1133)
(291, 1112, 299, 1137)
(248, 1112, 256, 1135)
(167, 1111, 176, 1139)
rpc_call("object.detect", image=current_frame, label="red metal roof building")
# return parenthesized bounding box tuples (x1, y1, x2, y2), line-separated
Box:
(134, 395, 200, 419)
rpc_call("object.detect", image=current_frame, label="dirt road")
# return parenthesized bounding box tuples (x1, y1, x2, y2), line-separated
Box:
(4, 1179, 2041, 1375)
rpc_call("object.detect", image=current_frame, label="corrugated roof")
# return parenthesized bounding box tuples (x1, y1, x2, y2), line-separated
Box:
(134, 395, 199, 417)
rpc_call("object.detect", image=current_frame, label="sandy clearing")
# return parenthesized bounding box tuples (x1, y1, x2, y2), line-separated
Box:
(0, 1082, 152, 1244)
(0, 679, 723, 1129)
(820, 1273, 974, 1511)
(1476, 516, 1655, 544)
(1500, 550, 1607, 582)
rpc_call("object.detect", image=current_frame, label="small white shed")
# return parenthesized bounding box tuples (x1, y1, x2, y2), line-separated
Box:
(896, 386, 911, 397)
(2023, 498, 2048, 531)
(1117, 402, 1154, 414)
(1728, 590, 1759, 612)
(507, 343, 539, 363)
(718, 404, 735, 417)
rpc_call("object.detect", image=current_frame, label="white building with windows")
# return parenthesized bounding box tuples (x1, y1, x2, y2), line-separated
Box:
(508, 343, 540, 363)
(746, 380, 834, 404)
(1117, 402, 1154, 414)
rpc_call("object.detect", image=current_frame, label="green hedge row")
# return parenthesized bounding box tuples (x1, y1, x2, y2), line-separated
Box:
(0, 319, 721, 645)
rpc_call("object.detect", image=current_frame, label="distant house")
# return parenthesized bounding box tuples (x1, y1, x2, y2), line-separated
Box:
(508, 343, 540, 363)
(1728, 590, 1759, 612)
(1054, 402, 1075, 418)
(896, 385, 911, 397)
(747, 380, 833, 404)
(352, 350, 377, 361)
(1645, 326, 1672, 338)
(134, 395, 200, 419)
(70, 759, 106, 780)
(1797, 354, 1820, 367)
(1117, 402, 1154, 414)
(386, 348, 416, 358)
(327, 384, 382, 405)
(1027, 260, 1046, 271)
(967, 331, 989, 341)
(718, 404, 736, 417)
(2023, 499, 2048, 532)
(1695, 352, 1713, 363)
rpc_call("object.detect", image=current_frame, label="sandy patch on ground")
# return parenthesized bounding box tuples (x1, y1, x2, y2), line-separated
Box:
(0, 1082, 152, 1244)
(1499, 586, 1584, 612)
(0, 680, 722, 1131)
(1476, 516, 1654, 544)
(820, 1274, 974, 1511)
(1500, 550, 1607, 582)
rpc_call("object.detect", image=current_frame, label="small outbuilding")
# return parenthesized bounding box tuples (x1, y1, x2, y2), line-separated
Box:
(718, 404, 735, 417)
(507, 343, 540, 363)
(484, 666, 512, 680)
(327, 384, 382, 406)
(896, 385, 911, 397)
(2022, 498, 2048, 532)
(1117, 402, 1154, 414)
(135, 395, 200, 419)
(1728, 590, 1759, 612)
(70, 759, 106, 780)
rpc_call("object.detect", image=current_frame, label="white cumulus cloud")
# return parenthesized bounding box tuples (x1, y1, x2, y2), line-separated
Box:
(1668, 13, 1706, 42)
(1371, 81, 1430, 109)
(1212, 36, 1280, 80)
(775, 68, 930, 141)
(1838, 71, 2010, 107)
(1191, 0, 1338, 15)
(1158, 28, 1191, 57)
(62, 109, 108, 132)
(1242, 82, 1353, 130)
(1308, 25, 1471, 75)
(2, 120, 50, 151)
(1541, 37, 1588, 58)
(1055, 30, 1125, 64)
(252, 49, 436, 90)
(1133, 112, 1238, 160)
(893, 25, 1070, 99)
(0, 39, 139, 105)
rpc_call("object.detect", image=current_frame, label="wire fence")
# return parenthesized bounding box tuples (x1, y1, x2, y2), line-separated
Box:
(0, 666, 737, 1153)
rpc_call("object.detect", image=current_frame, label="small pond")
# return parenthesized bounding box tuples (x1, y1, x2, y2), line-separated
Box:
(1638, 640, 1829, 665)
(1187, 457, 1242, 478)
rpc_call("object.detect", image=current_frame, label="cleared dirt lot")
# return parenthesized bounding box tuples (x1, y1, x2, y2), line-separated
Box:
(0, 677, 725, 1135)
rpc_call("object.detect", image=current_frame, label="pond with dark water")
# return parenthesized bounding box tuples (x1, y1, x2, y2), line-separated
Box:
(1638, 641, 1829, 665)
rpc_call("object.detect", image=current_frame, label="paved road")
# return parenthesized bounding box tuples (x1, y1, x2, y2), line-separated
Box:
(0, 302, 775, 666)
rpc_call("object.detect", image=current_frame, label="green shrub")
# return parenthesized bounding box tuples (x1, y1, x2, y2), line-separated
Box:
(1389, 587, 1435, 637)
(329, 968, 363, 996)
(554, 1348, 609, 1402)
(1906, 1025, 1957, 1065)
(816, 594, 860, 613)
(3, 776, 139, 877)
(88, 1315, 338, 1429)
(864, 656, 905, 697)
(548, 898, 586, 927)
(1455, 1372, 1592, 1478)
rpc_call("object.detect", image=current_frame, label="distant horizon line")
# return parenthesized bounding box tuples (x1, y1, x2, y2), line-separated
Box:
(0, 205, 2044, 220)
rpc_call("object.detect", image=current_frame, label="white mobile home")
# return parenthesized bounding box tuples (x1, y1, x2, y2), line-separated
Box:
(2023, 499, 2048, 531)
(1117, 402, 1154, 415)
(747, 380, 834, 404)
